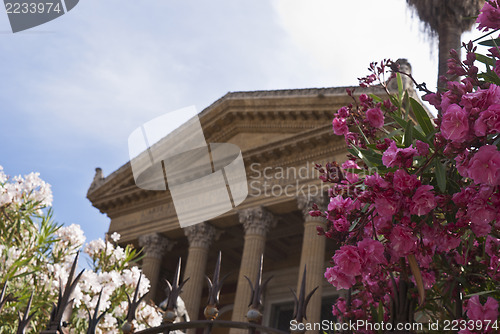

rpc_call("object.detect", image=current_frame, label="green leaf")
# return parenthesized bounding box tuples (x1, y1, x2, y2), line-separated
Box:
(370, 94, 383, 103)
(434, 160, 446, 192)
(478, 38, 500, 47)
(479, 71, 500, 85)
(392, 113, 427, 143)
(403, 121, 413, 147)
(397, 73, 403, 102)
(410, 97, 434, 135)
(378, 301, 384, 324)
(475, 53, 496, 67)
(464, 290, 500, 298)
(383, 128, 404, 140)
(349, 217, 360, 232)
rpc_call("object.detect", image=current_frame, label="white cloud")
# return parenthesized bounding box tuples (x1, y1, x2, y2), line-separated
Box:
(272, 0, 438, 89)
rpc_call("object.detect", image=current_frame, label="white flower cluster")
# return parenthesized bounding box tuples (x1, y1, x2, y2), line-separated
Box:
(0, 167, 181, 332)
(0, 166, 53, 208)
(84, 236, 126, 266)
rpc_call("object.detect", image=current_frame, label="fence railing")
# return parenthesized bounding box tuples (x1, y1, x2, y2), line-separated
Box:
(1, 251, 317, 334)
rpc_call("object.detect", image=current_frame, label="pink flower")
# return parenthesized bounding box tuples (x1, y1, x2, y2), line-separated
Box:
(455, 151, 470, 178)
(486, 235, 500, 258)
(477, 0, 500, 31)
(337, 106, 349, 118)
(465, 295, 499, 323)
(333, 216, 350, 232)
(357, 238, 387, 267)
(393, 170, 420, 193)
(374, 196, 399, 217)
(365, 173, 390, 189)
(468, 199, 495, 236)
(436, 232, 461, 252)
(366, 107, 384, 128)
(389, 225, 417, 256)
(328, 195, 355, 213)
(440, 104, 469, 142)
(382, 141, 399, 167)
(332, 117, 348, 135)
(416, 140, 429, 156)
(325, 266, 356, 290)
(424, 93, 441, 110)
(342, 160, 360, 184)
(333, 245, 362, 276)
(382, 141, 417, 168)
(374, 215, 392, 232)
(474, 104, 500, 136)
(468, 145, 500, 186)
(461, 84, 500, 111)
(410, 185, 436, 216)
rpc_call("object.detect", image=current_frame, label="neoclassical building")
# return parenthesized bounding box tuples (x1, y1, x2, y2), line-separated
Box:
(87, 83, 404, 333)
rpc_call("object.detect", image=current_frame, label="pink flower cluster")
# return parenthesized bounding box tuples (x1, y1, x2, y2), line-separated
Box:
(477, 0, 500, 32)
(331, 93, 394, 147)
(459, 296, 499, 334)
(319, 2, 500, 326)
(325, 238, 387, 290)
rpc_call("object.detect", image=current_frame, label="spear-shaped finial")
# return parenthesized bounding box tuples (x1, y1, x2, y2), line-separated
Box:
(204, 252, 230, 320)
(46, 252, 84, 332)
(86, 289, 107, 334)
(122, 273, 147, 334)
(291, 266, 318, 323)
(160, 258, 189, 324)
(244, 254, 272, 323)
(16, 291, 35, 334)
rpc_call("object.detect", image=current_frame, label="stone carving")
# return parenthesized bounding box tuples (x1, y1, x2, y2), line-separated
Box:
(387, 58, 414, 93)
(138, 232, 170, 259)
(87, 167, 105, 194)
(297, 194, 328, 220)
(238, 206, 276, 236)
(184, 222, 217, 249)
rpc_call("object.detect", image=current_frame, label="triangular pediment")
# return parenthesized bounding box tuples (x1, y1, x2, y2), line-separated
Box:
(87, 85, 385, 219)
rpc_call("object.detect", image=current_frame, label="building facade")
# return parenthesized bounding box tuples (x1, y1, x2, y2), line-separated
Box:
(87, 85, 394, 333)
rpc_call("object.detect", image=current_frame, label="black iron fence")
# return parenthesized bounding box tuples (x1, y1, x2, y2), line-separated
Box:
(1, 252, 317, 334)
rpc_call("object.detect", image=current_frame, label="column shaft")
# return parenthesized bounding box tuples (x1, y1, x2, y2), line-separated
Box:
(183, 246, 209, 319)
(232, 233, 266, 323)
(230, 207, 275, 334)
(138, 233, 170, 302)
(297, 196, 328, 334)
(142, 256, 163, 300)
(182, 222, 217, 334)
(297, 219, 326, 328)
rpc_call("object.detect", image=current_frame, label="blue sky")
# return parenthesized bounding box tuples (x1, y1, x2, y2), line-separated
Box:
(0, 0, 484, 244)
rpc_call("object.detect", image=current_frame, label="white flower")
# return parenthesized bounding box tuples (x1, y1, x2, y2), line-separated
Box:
(0, 165, 6, 184)
(110, 232, 121, 243)
(56, 224, 86, 248)
(84, 238, 106, 257)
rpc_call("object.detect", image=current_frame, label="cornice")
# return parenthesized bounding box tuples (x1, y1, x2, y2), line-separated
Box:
(88, 86, 383, 216)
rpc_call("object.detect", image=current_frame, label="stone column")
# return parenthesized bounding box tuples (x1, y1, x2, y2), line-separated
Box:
(230, 207, 275, 330)
(182, 222, 217, 325)
(138, 232, 170, 301)
(296, 195, 328, 333)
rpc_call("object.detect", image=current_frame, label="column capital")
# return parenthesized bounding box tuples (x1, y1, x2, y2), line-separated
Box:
(138, 232, 171, 259)
(238, 206, 276, 236)
(297, 195, 328, 220)
(184, 222, 217, 249)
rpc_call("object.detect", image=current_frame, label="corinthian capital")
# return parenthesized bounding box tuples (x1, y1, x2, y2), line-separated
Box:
(238, 206, 276, 236)
(184, 222, 217, 249)
(138, 232, 170, 259)
(297, 194, 328, 220)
